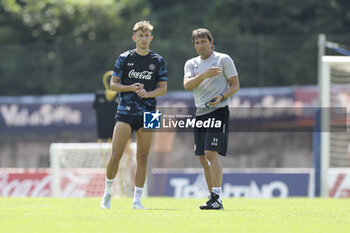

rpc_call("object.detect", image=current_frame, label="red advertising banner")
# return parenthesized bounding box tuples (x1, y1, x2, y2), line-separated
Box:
(0, 169, 51, 197)
(0, 168, 105, 197)
(329, 169, 350, 197)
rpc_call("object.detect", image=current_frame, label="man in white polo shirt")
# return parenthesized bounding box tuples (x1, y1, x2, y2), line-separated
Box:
(183, 28, 240, 210)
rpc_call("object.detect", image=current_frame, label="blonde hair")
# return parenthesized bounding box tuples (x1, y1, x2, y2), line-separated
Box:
(133, 21, 153, 33)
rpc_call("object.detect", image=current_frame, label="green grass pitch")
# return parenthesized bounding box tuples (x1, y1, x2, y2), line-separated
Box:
(1, 197, 350, 233)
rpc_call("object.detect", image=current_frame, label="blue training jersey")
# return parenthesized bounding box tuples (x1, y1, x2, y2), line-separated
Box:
(112, 49, 168, 116)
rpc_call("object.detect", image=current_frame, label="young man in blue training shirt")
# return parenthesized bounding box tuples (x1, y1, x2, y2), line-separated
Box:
(101, 21, 168, 210)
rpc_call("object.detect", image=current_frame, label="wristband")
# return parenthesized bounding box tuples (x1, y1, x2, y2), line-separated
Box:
(220, 94, 226, 102)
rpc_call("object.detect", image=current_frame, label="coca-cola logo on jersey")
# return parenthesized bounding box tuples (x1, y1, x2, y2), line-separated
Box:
(128, 69, 153, 80)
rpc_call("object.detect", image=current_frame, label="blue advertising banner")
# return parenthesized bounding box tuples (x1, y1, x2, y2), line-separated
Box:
(150, 168, 312, 198)
(0, 94, 96, 135)
(3, 85, 346, 134)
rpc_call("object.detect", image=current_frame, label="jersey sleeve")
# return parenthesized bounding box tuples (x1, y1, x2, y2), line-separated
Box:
(157, 57, 168, 82)
(184, 60, 193, 78)
(112, 54, 127, 78)
(222, 55, 238, 80)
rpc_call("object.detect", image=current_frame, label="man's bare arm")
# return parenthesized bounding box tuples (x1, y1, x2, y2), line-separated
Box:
(183, 67, 222, 91)
(110, 76, 143, 93)
(136, 81, 167, 98)
(208, 75, 240, 107)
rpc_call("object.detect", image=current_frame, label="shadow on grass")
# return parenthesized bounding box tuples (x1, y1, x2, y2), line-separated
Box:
(143, 208, 253, 212)
(143, 208, 178, 211)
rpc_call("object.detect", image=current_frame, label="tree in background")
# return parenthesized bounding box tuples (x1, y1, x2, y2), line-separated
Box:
(0, 0, 151, 95)
(0, 0, 350, 95)
(0, 0, 152, 43)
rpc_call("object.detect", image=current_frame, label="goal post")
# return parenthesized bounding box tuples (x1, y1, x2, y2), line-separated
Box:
(49, 142, 137, 197)
(319, 56, 350, 197)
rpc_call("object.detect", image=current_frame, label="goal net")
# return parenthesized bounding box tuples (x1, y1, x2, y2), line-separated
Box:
(49, 142, 136, 197)
(319, 56, 350, 197)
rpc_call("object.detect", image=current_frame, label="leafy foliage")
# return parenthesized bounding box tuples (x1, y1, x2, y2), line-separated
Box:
(0, 0, 350, 95)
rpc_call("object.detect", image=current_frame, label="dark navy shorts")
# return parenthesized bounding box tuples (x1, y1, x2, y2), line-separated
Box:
(194, 106, 229, 156)
(115, 113, 143, 132)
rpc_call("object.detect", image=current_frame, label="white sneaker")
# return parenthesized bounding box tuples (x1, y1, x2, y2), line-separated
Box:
(100, 193, 112, 209)
(132, 201, 145, 210)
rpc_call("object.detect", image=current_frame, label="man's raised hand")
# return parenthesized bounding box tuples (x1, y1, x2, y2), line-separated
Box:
(203, 67, 222, 79)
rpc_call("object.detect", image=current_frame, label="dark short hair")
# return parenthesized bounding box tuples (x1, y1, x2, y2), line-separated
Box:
(192, 28, 213, 44)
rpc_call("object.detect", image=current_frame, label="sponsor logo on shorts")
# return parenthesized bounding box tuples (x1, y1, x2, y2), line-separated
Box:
(211, 138, 218, 146)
